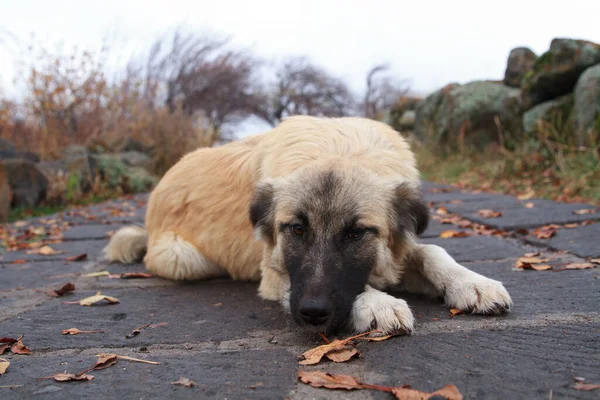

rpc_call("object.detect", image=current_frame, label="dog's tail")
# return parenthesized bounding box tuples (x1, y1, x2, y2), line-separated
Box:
(103, 225, 148, 263)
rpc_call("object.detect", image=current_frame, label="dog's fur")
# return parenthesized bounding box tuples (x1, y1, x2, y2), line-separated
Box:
(104, 116, 512, 335)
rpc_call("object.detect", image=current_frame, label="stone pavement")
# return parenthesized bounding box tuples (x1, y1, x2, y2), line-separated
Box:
(1, 183, 599, 399)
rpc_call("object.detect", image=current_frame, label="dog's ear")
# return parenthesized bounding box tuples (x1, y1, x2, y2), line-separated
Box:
(392, 183, 429, 236)
(249, 182, 276, 244)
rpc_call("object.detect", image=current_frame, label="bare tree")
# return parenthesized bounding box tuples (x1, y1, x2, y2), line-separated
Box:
(254, 56, 355, 126)
(363, 64, 409, 120)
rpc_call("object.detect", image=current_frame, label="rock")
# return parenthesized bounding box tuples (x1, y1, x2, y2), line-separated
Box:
(388, 96, 422, 132)
(118, 151, 152, 169)
(61, 145, 97, 192)
(504, 47, 537, 88)
(123, 167, 158, 194)
(0, 162, 10, 221)
(0, 150, 40, 163)
(522, 38, 600, 108)
(397, 110, 416, 130)
(3, 159, 48, 208)
(522, 94, 573, 136)
(0, 137, 16, 152)
(573, 64, 600, 146)
(92, 154, 157, 194)
(414, 81, 522, 148)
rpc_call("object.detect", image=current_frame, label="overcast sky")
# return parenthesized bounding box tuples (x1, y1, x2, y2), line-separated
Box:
(1, 0, 599, 134)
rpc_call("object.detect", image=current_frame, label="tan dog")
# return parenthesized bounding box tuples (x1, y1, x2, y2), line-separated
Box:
(104, 116, 512, 335)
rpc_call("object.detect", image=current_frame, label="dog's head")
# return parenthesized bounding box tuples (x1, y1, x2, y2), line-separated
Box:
(249, 163, 428, 332)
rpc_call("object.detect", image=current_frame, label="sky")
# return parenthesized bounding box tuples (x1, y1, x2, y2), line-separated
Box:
(1, 0, 599, 135)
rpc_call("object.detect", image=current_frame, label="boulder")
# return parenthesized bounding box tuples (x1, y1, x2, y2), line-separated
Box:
(504, 47, 537, 88)
(0, 162, 10, 221)
(388, 96, 422, 132)
(118, 151, 152, 169)
(122, 167, 158, 194)
(573, 64, 600, 146)
(522, 94, 573, 136)
(62, 145, 97, 192)
(414, 81, 522, 148)
(522, 38, 600, 108)
(397, 110, 416, 131)
(3, 159, 48, 208)
(92, 154, 157, 193)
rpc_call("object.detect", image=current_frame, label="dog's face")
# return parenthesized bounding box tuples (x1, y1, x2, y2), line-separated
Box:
(250, 164, 428, 332)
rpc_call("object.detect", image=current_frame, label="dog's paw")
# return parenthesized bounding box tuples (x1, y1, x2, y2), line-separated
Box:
(445, 274, 512, 315)
(350, 289, 414, 336)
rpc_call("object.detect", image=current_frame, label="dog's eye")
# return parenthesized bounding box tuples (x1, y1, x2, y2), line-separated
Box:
(347, 228, 365, 240)
(291, 224, 305, 236)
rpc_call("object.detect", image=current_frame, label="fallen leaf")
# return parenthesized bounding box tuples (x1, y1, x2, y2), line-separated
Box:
(82, 271, 110, 278)
(172, 376, 197, 388)
(110, 272, 153, 279)
(362, 335, 393, 342)
(92, 353, 118, 370)
(0, 358, 8, 374)
(14, 221, 27, 227)
(554, 262, 595, 271)
(9, 335, 31, 355)
(391, 384, 463, 400)
(524, 202, 535, 209)
(436, 207, 449, 215)
(517, 190, 535, 200)
(65, 253, 88, 262)
(49, 282, 75, 297)
(298, 332, 371, 365)
(61, 328, 104, 335)
(590, 258, 600, 264)
(476, 209, 503, 218)
(42, 373, 95, 382)
(573, 209, 596, 215)
(325, 348, 359, 363)
(515, 256, 553, 271)
(10, 259, 27, 265)
(532, 224, 560, 239)
(440, 230, 470, 239)
(574, 383, 600, 391)
(26, 245, 64, 255)
(64, 292, 120, 306)
(116, 355, 160, 365)
(298, 370, 365, 390)
(524, 252, 540, 257)
(0, 344, 9, 354)
(449, 309, 463, 317)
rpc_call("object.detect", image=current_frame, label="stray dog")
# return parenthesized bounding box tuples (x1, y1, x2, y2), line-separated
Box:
(104, 116, 512, 335)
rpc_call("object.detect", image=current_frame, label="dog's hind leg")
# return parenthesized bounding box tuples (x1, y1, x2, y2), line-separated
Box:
(401, 244, 513, 314)
(144, 231, 225, 281)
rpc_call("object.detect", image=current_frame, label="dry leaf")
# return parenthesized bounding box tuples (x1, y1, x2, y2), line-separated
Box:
(14, 221, 27, 227)
(298, 332, 371, 365)
(298, 370, 365, 390)
(109, 272, 153, 279)
(363, 335, 393, 342)
(61, 328, 104, 335)
(449, 309, 463, 317)
(49, 282, 75, 297)
(476, 209, 503, 218)
(436, 207, 449, 215)
(391, 384, 463, 400)
(92, 353, 118, 370)
(524, 252, 540, 257)
(64, 292, 120, 306)
(517, 190, 535, 200)
(116, 355, 160, 365)
(0, 344, 9, 354)
(172, 376, 197, 387)
(65, 253, 88, 262)
(440, 230, 470, 239)
(42, 373, 95, 382)
(26, 245, 64, 255)
(590, 258, 600, 265)
(554, 263, 595, 271)
(0, 358, 8, 374)
(532, 224, 559, 239)
(524, 202, 535, 209)
(10, 259, 27, 265)
(573, 209, 596, 215)
(10, 336, 32, 355)
(82, 271, 110, 278)
(325, 348, 359, 363)
(515, 256, 552, 271)
(574, 383, 600, 391)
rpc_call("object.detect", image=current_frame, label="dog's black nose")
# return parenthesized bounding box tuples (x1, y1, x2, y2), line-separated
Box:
(299, 298, 331, 326)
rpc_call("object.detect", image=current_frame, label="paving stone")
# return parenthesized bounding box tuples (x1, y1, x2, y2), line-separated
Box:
(420, 236, 526, 262)
(419, 219, 468, 238)
(62, 224, 128, 241)
(526, 222, 600, 259)
(0, 239, 108, 265)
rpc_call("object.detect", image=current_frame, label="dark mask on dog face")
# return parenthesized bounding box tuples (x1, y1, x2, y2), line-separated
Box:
(250, 167, 429, 333)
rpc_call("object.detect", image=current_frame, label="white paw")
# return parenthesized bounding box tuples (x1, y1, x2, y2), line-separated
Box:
(351, 289, 414, 336)
(445, 274, 513, 315)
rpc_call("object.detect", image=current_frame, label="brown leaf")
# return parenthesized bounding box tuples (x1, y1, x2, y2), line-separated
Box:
(298, 370, 365, 390)
(67, 292, 120, 306)
(26, 245, 64, 255)
(172, 376, 197, 388)
(61, 328, 104, 335)
(116, 355, 160, 365)
(391, 384, 463, 400)
(449, 309, 463, 317)
(325, 348, 359, 363)
(436, 207, 449, 215)
(573, 383, 600, 391)
(49, 282, 75, 297)
(112, 272, 153, 279)
(517, 190, 535, 200)
(42, 373, 95, 382)
(554, 262, 595, 271)
(10, 259, 27, 265)
(476, 209, 503, 218)
(10, 335, 31, 355)
(524, 202, 535, 209)
(515, 256, 553, 271)
(92, 353, 118, 370)
(573, 209, 596, 215)
(524, 252, 540, 257)
(532, 224, 559, 239)
(563, 223, 580, 229)
(590, 258, 600, 264)
(298, 332, 371, 365)
(363, 335, 393, 342)
(0, 358, 9, 375)
(65, 253, 88, 262)
(0, 344, 9, 354)
(440, 230, 470, 239)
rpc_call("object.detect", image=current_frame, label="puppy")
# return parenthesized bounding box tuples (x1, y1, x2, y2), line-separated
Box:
(104, 116, 512, 335)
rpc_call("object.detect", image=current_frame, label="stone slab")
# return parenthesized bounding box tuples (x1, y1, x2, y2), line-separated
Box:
(526, 222, 600, 259)
(420, 236, 526, 262)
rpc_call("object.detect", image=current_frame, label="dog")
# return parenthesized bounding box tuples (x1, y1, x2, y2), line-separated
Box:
(103, 116, 512, 335)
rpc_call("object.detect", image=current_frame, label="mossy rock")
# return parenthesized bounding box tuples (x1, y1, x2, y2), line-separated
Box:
(504, 47, 537, 88)
(574, 64, 600, 146)
(522, 94, 574, 136)
(387, 96, 422, 131)
(521, 38, 600, 108)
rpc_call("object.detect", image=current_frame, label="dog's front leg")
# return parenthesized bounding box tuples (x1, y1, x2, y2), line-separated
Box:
(350, 285, 414, 336)
(412, 244, 513, 314)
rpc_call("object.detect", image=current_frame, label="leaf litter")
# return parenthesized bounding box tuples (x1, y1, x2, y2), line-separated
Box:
(515, 256, 553, 271)
(48, 282, 75, 297)
(476, 209, 503, 218)
(0, 335, 32, 355)
(125, 322, 167, 339)
(65, 253, 88, 262)
(63, 292, 120, 306)
(61, 328, 104, 335)
(298, 371, 463, 400)
(172, 376, 197, 388)
(0, 358, 9, 374)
